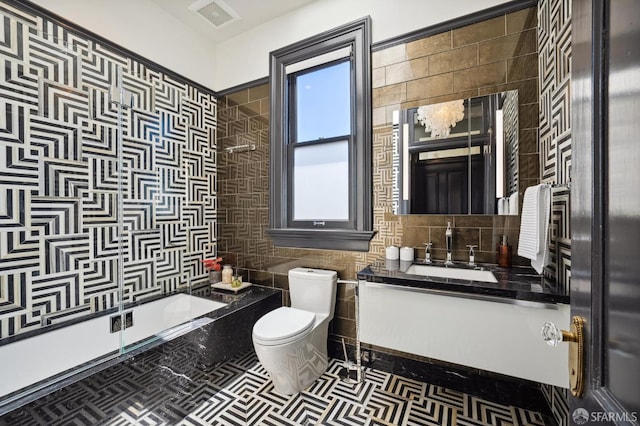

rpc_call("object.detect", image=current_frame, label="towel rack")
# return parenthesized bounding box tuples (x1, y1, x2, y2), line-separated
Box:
(518, 180, 572, 196)
(225, 144, 256, 154)
(550, 181, 571, 189)
(550, 165, 572, 189)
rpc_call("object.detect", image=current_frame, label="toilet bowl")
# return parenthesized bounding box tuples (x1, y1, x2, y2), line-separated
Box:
(252, 267, 337, 395)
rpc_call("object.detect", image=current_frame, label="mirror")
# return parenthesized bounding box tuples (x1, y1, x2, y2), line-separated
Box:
(392, 90, 519, 215)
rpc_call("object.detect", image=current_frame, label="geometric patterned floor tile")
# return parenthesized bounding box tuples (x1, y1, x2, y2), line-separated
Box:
(304, 371, 337, 399)
(360, 367, 391, 389)
(209, 396, 251, 425)
(464, 395, 517, 425)
(512, 406, 546, 426)
(279, 391, 328, 425)
(253, 379, 295, 411)
(329, 375, 377, 405)
(225, 371, 270, 399)
(0, 346, 547, 426)
(426, 384, 466, 411)
(382, 375, 427, 400)
(457, 414, 503, 426)
(317, 398, 370, 426)
(364, 387, 411, 425)
(254, 410, 301, 426)
(405, 398, 457, 426)
(179, 388, 238, 425)
(243, 395, 276, 426)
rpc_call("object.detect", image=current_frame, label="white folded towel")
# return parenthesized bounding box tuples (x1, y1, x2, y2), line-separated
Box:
(518, 184, 551, 274)
(508, 191, 519, 215)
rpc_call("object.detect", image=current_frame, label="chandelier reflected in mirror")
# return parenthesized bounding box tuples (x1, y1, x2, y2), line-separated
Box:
(416, 99, 465, 138)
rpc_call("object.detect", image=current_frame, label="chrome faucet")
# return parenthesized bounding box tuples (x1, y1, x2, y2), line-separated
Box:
(445, 222, 453, 265)
(423, 242, 433, 264)
(466, 245, 478, 267)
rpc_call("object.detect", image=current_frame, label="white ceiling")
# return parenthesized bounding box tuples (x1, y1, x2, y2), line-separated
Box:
(149, 0, 317, 43)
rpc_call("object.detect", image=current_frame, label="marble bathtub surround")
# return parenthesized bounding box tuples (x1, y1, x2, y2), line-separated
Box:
(1, 286, 281, 416)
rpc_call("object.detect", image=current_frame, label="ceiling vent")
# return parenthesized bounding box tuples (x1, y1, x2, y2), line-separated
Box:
(189, 0, 239, 28)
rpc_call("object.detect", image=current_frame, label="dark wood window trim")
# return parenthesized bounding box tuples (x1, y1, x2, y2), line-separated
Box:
(267, 17, 374, 251)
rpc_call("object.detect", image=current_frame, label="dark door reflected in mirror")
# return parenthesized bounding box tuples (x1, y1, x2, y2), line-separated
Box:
(393, 90, 519, 215)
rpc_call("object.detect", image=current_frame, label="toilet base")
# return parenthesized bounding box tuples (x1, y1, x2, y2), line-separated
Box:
(253, 324, 329, 395)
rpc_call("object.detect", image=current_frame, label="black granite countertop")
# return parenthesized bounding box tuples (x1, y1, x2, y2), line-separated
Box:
(357, 259, 569, 304)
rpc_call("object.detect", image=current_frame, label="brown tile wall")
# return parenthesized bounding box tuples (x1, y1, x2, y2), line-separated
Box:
(373, 7, 539, 194)
(217, 7, 538, 348)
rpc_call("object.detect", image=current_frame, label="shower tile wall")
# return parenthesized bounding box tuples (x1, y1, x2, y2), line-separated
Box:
(0, 2, 217, 339)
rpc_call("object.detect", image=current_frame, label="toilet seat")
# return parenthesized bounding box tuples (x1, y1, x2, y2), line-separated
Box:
(253, 307, 315, 346)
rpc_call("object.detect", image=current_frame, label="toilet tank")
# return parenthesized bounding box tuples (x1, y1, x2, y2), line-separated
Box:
(288, 268, 337, 318)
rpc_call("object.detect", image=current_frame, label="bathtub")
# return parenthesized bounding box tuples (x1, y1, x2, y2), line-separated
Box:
(0, 294, 226, 402)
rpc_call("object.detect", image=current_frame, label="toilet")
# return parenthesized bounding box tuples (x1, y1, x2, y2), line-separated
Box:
(252, 267, 337, 395)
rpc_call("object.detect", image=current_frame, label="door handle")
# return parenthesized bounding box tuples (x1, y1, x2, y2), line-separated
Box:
(541, 316, 585, 397)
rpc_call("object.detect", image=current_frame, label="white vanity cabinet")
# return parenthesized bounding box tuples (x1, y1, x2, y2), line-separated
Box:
(358, 280, 570, 388)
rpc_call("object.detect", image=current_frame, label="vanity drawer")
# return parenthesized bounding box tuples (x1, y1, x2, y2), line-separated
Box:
(358, 280, 570, 388)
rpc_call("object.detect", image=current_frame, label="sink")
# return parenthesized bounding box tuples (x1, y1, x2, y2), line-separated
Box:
(404, 264, 498, 283)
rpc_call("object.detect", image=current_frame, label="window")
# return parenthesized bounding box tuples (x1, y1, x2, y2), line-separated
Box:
(268, 17, 374, 251)
(290, 60, 351, 226)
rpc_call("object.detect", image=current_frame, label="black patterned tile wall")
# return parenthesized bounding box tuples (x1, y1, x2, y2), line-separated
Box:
(0, 1, 217, 339)
(539, 0, 572, 295)
(538, 0, 572, 424)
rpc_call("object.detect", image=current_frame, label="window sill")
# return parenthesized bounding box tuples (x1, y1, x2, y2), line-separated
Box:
(267, 228, 376, 251)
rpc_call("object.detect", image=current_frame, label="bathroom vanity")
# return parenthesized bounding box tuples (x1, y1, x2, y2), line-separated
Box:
(357, 261, 570, 388)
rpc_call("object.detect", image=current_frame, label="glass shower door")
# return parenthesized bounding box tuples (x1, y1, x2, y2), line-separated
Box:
(0, 35, 129, 409)
(111, 64, 174, 353)
(115, 64, 212, 353)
